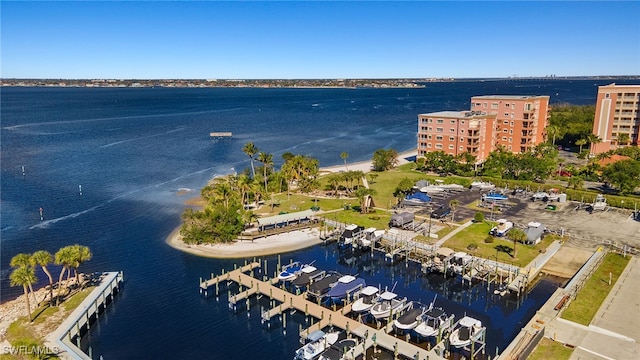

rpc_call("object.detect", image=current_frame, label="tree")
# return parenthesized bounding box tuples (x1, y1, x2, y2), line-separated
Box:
(55, 246, 75, 305)
(10, 253, 37, 307)
(257, 151, 273, 193)
(31, 250, 54, 305)
(242, 142, 259, 178)
(368, 173, 378, 184)
(617, 133, 630, 147)
(10, 267, 37, 322)
(546, 125, 560, 146)
(473, 212, 485, 223)
(567, 175, 584, 190)
(575, 138, 587, 153)
(393, 178, 414, 205)
(70, 245, 92, 285)
(340, 152, 349, 171)
(354, 187, 377, 214)
(449, 199, 459, 222)
(508, 228, 528, 259)
(601, 159, 640, 195)
(372, 148, 398, 171)
(587, 134, 602, 153)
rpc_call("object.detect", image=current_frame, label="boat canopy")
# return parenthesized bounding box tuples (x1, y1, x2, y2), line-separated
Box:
(379, 291, 398, 301)
(425, 307, 445, 318)
(459, 316, 482, 328)
(338, 275, 356, 283)
(257, 209, 314, 227)
(360, 286, 379, 296)
(300, 266, 317, 274)
(306, 329, 326, 342)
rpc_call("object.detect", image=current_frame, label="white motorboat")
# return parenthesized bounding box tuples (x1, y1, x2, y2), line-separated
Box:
(413, 307, 454, 338)
(393, 301, 427, 331)
(449, 316, 485, 348)
(278, 261, 303, 282)
(294, 330, 341, 360)
(369, 290, 407, 320)
(318, 338, 357, 360)
(351, 286, 380, 313)
(489, 219, 513, 237)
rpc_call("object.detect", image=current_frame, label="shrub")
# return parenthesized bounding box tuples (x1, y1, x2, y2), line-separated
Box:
(474, 212, 485, 223)
(484, 236, 495, 244)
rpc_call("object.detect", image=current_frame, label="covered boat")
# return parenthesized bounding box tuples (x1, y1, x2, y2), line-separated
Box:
(291, 266, 323, 289)
(318, 338, 357, 360)
(307, 272, 341, 301)
(393, 301, 427, 331)
(327, 275, 366, 302)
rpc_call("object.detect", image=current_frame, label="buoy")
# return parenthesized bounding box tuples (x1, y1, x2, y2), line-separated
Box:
(39, 207, 43, 221)
(79, 185, 83, 195)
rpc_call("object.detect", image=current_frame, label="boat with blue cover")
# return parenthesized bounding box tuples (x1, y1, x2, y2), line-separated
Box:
(326, 275, 366, 303)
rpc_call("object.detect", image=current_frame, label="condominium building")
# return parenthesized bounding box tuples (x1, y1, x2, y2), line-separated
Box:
(417, 95, 550, 162)
(417, 111, 497, 161)
(591, 83, 640, 154)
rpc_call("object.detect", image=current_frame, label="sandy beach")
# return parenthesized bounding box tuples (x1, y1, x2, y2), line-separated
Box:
(166, 149, 417, 259)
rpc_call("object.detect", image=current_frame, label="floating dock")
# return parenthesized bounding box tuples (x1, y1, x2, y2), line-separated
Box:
(200, 262, 448, 360)
(209, 132, 233, 138)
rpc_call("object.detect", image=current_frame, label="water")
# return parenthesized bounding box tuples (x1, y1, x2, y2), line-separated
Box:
(1, 79, 635, 359)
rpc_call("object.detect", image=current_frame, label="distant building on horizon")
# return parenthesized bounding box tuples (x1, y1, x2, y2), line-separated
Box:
(591, 83, 640, 154)
(417, 95, 550, 162)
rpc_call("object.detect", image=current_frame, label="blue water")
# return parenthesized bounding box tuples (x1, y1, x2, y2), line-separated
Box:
(1, 79, 636, 359)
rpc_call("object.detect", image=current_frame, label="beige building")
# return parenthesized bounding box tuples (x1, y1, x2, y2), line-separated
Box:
(418, 95, 550, 162)
(591, 83, 640, 154)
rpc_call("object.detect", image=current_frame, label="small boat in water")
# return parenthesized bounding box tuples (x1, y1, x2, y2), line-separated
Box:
(413, 298, 455, 338)
(307, 272, 341, 301)
(326, 275, 366, 303)
(318, 338, 357, 360)
(294, 329, 341, 360)
(369, 285, 407, 320)
(494, 282, 509, 296)
(449, 316, 485, 348)
(279, 261, 304, 282)
(351, 286, 380, 313)
(393, 301, 427, 331)
(291, 266, 323, 289)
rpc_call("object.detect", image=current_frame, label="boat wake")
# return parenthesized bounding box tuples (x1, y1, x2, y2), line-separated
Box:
(100, 127, 185, 148)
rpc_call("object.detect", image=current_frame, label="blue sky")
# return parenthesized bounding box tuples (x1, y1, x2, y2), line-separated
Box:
(2, 1, 639, 79)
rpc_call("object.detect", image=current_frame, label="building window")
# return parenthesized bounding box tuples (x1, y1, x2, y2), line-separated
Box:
(491, 103, 499, 109)
(459, 146, 464, 151)
(509, 137, 512, 143)
(503, 129, 508, 133)
(502, 136, 507, 141)
(450, 128, 456, 133)
(437, 119, 444, 124)
(427, 135, 432, 140)
(429, 118, 433, 123)
(435, 144, 442, 149)
(448, 144, 454, 150)
(503, 120, 509, 125)
(509, 129, 513, 134)
(505, 103, 510, 108)
(459, 137, 464, 142)
(511, 121, 514, 126)
(436, 127, 443, 133)
(427, 143, 432, 148)
(460, 129, 465, 133)
(461, 120, 465, 124)
(449, 136, 455, 141)
(504, 113, 510, 117)
(483, 103, 487, 108)
(450, 120, 456, 125)
(605, 93, 610, 98)
(511, 113, 515, 118)
(436, 135, 443, 141)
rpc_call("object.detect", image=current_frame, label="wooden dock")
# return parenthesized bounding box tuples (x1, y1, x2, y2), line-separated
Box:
(200, 262, 446, 360)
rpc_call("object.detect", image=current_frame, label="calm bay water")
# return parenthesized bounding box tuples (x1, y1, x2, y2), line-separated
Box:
(1, 79, 636, 359)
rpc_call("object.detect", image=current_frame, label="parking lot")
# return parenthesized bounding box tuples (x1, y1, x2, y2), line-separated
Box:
(398, 186, 640, 251)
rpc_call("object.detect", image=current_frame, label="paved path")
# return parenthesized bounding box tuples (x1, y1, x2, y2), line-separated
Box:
(534, 256, 640, 360)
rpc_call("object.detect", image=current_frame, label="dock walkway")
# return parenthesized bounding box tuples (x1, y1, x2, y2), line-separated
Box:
(200, 263, 445, 360)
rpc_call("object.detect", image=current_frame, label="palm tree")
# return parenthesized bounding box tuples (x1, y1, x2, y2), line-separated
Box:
(10, 253, 37, 307)
(449, 199, 459, 222)
(546, 125, 560, 146)
(55, 246, 75, 305)
(587, 134, 602, 154)
(257, 152, 273, 193)
(31, 250, 54, 305)
(575, 138, 587, 153)
(10, 267, 37, 322)
(617, 133, 630, 147)
(508, 228, 528, 259)
(242, 142, 259, 178)
(340, 152, 349, 171)
(71, 245, 92, 285)
(354, 187, 377, 214)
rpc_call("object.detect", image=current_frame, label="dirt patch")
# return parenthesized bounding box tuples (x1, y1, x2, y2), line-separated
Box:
(542, 245, 593, 278)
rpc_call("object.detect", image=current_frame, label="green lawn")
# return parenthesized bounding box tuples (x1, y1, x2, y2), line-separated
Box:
(527, 338, 574, 360)
(323, 208, 391, 230)
(561, 252, 631, 326)
(442, 222, 559, 267)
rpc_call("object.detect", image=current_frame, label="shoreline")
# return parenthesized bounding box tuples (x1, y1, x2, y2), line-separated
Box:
(165, 148, 417, 259)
